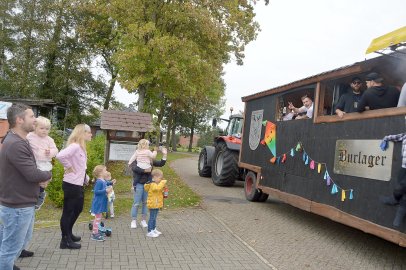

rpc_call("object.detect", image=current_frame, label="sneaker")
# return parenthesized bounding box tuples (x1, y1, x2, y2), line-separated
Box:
(91, 233, 105, 241)
(110, 214, 115, 218)
(153, 229, 162, 235)
(146, 231, 158, 238)
(19, 249, 34, 258)
(35, 191, 46, 210)
(130, 220, 137, 229)
(140, 220, 148, 228)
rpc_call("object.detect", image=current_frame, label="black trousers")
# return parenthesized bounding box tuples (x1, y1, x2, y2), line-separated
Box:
(394, 167, 406, 207)
(60, 181, 84, 237)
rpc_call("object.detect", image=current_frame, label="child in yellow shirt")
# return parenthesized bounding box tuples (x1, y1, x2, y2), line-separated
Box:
(144, 169, 167, 237)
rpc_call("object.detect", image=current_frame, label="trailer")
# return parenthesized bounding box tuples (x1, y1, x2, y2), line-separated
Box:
(239, 29, 406, 246)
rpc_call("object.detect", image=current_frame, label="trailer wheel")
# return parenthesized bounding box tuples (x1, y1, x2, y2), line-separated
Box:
(211, 142, 238, 186)
(257, 192, 269, 202)
(198, 148, 211, 177)
(244, 171, 262, 201)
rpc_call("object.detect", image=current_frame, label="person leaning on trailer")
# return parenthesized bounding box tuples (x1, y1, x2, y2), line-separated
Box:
(397, 82, 406, 107)
(287, 95, 314, 119)
(356, 72, 400, 112)
(335, 77, 364, 118)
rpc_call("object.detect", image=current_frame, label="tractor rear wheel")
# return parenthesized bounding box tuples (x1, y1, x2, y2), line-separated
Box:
(211, 142, 238, 186)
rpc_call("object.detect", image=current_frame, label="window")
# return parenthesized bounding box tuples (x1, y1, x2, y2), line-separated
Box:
(276, 84, 316, 121)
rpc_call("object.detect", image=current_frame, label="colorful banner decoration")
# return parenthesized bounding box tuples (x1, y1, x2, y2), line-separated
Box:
(260, 121, 276, 157)
(269, 141, 354, 202)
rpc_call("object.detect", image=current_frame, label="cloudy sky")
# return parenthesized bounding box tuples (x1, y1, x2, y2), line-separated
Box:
(115, 0, 406, 118)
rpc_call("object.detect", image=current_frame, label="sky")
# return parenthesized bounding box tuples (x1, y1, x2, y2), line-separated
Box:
(114, 0, 406, 119)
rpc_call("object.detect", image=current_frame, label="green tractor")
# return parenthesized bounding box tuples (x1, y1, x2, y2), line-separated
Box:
(198, 114, 244, 186)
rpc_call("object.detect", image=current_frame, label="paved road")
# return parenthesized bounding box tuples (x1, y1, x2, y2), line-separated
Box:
(171, 156, 406, 270)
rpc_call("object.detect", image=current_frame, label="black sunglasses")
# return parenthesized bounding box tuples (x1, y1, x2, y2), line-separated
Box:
(352, 81, 362, 85)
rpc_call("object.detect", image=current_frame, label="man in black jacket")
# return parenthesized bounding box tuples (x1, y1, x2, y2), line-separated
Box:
(335, 77, 364, 117)
(0, 104, 51, 270)
(356, 72, 400, 112)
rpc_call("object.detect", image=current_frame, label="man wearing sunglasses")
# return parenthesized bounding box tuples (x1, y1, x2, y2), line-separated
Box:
(357, 72, 400, 112)
(335, 77, 364, 118)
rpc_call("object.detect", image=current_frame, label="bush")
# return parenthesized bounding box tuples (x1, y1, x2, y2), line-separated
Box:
(47, 132, 106, 207)
(86, 134, 106, 178)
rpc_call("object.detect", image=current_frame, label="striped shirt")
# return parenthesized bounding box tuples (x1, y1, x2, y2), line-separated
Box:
(384, 133, 406, 168)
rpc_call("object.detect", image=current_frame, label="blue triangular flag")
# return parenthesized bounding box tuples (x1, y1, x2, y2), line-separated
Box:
(349, 189, 354, 200)
(331, 184, 338, 194)
(305, 155, 309, 165)
(323, 170, 328, 180)
(290, 148, 295, 157)
(277, 157, 281, 164)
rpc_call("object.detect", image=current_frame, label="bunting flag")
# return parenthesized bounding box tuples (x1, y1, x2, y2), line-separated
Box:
(260, 121, 276, 156)
(310, 160, 315, 170)
(331, 184, 338, 194)
(295, 142, 302, 151)
(282, 154, 287, 163)
(341, 190, 346, 201)
(267, 140, 355, 202)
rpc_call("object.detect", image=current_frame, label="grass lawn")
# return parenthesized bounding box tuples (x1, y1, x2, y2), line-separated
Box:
(35, 152, 201, 229)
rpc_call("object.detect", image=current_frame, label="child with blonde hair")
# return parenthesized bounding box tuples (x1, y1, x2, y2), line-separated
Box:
(104, 171, 117, 218)
(90, 165, 113, 241)
(144, 169, 167, 237)
(128, 139, 157, 168)
(27, 116, 59, 210)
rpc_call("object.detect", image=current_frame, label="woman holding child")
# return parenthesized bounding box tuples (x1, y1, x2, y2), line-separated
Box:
(129, 139, 167, 229)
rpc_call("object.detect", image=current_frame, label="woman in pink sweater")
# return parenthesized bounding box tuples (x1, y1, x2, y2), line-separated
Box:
(56, 124, 92, 249)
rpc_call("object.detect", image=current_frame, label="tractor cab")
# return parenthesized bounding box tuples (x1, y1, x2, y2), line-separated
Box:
(223, 114, 243, 139)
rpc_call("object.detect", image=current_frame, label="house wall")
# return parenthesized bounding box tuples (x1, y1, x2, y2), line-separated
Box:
(179, 135, 200, 147)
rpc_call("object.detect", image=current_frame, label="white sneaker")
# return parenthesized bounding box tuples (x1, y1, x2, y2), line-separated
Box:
(130, 220, 137, 229)
(146, 231, 158, 238)
(140, 220, 148, 228)
(153, 229, 162, 235)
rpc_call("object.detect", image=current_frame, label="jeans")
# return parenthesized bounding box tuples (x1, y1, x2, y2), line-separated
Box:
(60, 182, 84, 238)
(0, 205, 35, 270)
(131, 183, 148, 220)
(148, 208, 159, 232)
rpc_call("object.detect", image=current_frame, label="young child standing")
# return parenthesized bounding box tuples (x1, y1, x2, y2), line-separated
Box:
(90, 165, 113, 241)
(104, 171, 117, 218)
(144, 169, 167, 238)
(26, 116, 58, 210)
(380, 133, 406, 227)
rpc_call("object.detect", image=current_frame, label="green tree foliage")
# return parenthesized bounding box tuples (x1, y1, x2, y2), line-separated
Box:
(0, 0, 108, 127)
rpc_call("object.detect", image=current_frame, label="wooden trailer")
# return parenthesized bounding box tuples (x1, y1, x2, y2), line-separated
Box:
(239, 50, 406, 246)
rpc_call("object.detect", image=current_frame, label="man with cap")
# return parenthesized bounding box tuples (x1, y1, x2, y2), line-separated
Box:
(356, 72, 399, 112)
(335, 77, 364, 118)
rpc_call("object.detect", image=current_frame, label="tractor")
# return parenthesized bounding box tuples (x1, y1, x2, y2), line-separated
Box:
(198, 112, 244, 186)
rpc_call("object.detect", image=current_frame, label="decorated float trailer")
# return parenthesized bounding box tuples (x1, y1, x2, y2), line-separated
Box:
(239, 28, 406, 246)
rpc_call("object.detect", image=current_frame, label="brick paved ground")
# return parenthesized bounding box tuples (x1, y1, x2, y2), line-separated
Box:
(16, 208, 274, 270)
(171, 157, 406, 270)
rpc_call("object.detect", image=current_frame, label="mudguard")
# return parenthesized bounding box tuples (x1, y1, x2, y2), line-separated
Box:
(203, 146, 215, 167)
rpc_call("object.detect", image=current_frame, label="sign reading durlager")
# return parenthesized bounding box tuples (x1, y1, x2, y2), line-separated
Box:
(333, 140, 393, 181)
